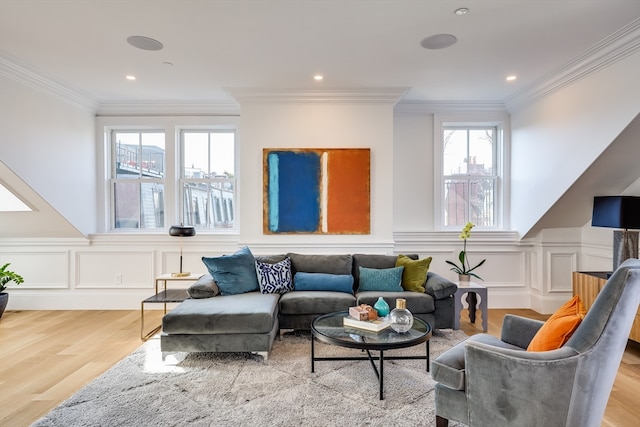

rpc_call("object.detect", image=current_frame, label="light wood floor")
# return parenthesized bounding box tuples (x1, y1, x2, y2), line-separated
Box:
(1, 309, 638, 427)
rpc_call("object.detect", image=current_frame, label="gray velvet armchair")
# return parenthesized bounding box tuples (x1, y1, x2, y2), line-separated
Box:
(431, 258, 640, 427)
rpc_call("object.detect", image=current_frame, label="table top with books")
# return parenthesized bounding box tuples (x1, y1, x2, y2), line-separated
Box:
(311, 311, 431, 350)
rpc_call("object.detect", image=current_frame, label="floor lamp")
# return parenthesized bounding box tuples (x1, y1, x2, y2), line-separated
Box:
(592, 196, 640, 271)
(169, 225, 196, 277)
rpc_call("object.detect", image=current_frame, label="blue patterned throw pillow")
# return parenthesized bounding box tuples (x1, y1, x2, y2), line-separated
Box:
(358, 266, 404, 292)
(255, 257, 293, 294)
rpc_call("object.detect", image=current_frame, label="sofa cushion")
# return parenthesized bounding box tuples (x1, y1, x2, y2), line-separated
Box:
(425, 272, 458, 299)
(162, 292, 279, 335)
(396, 254, 432, 293)
(352, 254, 418, 289)
(256, 257, 293, 294)
(201, 246, 259, 296)
(432, 334, 523, 391)
(255, 254, 288, 264)
(357, 266, 404, 292)
(527, 295, 586, 352)
(288, 253, 353, 275)
(356, 291, 435, 314)
(279, 291, 356, 315)
(293, 272, 354, 293)
(187, 274, 220, 299)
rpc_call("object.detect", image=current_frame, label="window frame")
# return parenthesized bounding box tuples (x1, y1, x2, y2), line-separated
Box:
(178, 128, 238, 232)
(433, 113, 510, 231)
(108, 129, 166, 231)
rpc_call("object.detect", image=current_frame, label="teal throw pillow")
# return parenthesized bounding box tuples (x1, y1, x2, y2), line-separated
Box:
(294, 272, 354, 294)
(357, 266, 404, 292)
(201, 246, 259, 296)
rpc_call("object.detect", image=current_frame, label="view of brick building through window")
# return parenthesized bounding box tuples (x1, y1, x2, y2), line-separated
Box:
(110, 130, 235, 231)
(443, 127, 496, 228)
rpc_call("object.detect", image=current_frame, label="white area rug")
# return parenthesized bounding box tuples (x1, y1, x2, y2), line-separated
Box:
(32, 329, 468, 427)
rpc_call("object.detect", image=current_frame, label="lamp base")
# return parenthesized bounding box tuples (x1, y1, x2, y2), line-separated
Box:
(171, 272, 191, 277)
(613, 230, 639, 271)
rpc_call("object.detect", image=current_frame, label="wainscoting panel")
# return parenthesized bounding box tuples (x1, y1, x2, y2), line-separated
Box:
(0, 251, 68, 289)
(547, 251, 577, 293)
(475, 251, 526, 286)
(76, 251, 154, 289)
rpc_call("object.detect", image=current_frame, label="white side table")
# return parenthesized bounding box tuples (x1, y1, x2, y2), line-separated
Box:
(453, 281, 488, 332)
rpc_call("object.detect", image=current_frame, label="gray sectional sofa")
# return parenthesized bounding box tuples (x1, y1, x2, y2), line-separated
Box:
(161, 252, 458, 357)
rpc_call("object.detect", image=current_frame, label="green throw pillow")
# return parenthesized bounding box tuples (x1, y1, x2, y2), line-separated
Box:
(395, 254, 432, 293)
(357, 266, 404, 292)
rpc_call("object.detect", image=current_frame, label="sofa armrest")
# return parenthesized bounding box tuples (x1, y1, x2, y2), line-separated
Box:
(500, 314, 544, 349)
(187, 274, 220, 299)
(425, 272, 457, 299)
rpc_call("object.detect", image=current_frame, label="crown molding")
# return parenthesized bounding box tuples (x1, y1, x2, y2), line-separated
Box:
(506, 18, 640, 112)
(394, 101, 507, 114)
(225, 87, 410, 105)
(0, 52, 98, 111)
(96, 100, 240, 117)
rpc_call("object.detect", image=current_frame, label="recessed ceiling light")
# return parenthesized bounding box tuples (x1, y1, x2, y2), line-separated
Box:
(126, 35, 164, 51)
(454, 8, 469, 16)
(506, 75, 517, 81)
(126, 75, 136, 81)
(314, 74, 324, 81)
(421, 34, 458, 50)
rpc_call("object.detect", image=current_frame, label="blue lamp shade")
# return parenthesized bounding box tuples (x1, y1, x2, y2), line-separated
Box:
(592, 196, 640, 230)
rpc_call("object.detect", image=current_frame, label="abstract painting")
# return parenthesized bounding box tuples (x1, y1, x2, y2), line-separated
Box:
(263, 148, 370, 234)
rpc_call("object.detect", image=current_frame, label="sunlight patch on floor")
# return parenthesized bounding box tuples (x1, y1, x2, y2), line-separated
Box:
(142, 337, 187, 373)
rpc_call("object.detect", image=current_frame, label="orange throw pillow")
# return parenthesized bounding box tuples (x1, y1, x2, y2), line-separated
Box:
(527, 295, 586, 352)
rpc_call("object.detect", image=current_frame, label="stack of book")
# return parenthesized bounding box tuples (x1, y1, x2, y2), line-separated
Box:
(343, 315, 391, 332)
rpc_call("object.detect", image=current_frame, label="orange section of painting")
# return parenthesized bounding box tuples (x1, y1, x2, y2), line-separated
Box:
(326, 149, 370, 234)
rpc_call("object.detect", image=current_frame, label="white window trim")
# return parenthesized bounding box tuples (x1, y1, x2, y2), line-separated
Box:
(433, 112, 511, 230)
(107, 127, 167, 232)
(178, 127, 239, 233)
(97, 116, 240, 234)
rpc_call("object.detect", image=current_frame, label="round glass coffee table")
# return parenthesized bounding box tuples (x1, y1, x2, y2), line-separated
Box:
(310, 311, 432, 400)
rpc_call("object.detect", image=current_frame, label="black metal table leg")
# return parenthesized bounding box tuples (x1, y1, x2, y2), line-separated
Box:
(426, 340, 430, 371)
(379, 350, 384, 400)
(311, 335, 315, 373)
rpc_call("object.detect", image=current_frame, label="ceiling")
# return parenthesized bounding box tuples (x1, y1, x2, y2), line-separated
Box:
(0, 1, 639, 107)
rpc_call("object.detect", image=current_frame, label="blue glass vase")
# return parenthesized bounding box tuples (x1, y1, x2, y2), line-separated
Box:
(374, 297, 390, 317)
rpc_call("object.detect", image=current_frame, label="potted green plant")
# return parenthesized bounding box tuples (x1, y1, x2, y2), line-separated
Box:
(446, 222, 486, 282)
(0, 263, 24, 319)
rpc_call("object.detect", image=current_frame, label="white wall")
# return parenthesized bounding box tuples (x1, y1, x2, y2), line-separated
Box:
(235, 94, 398, 250)
(510, 51, 640, 238)
(0, 76, 96, 235)
(392, 110, 435, 231)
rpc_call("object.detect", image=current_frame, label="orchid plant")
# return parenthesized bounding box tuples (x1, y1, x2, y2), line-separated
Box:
(446, 222, 486, 281)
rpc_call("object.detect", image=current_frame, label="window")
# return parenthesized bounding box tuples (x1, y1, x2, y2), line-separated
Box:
(443, 126, 497, 227)
(181, 130, 236, 231)
(110, 131, 165, 230)
(435, 114, 508, 230)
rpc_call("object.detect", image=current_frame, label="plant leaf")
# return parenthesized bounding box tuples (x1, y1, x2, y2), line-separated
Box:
(469, 272, 484, 281)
